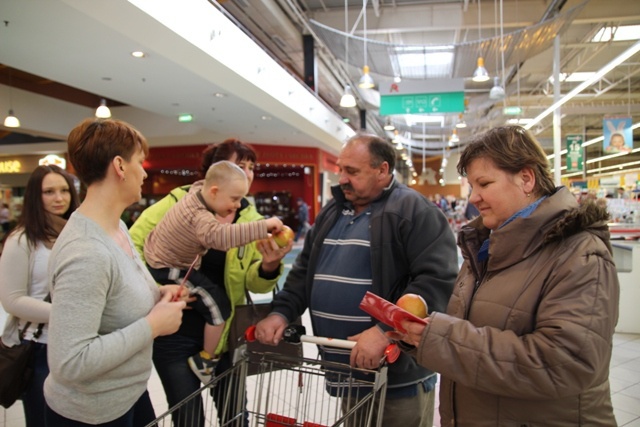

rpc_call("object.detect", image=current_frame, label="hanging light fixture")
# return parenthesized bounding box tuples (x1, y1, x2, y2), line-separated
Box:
(4, 68, 21, 128)
(95, 98, 111, 118)
(472, 0, 490, 82)
(490, 76, 505, 99)
(384, 118, 395, 131)
(340, 85, 357, 108)
(339, 0, 357, 108)
(418, 122, 427, 185)
(449, 128, 460, 146)
(456, 113, 467, 128)
(473, 57, 490, 82)
(489, 0, 506, 100)
(4, 109, 20, 128)
(358, 0, 375, 89)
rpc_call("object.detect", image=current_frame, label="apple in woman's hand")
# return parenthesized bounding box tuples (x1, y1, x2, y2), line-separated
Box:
(272, 225, 294, 247)
(397, 293, 428, 318)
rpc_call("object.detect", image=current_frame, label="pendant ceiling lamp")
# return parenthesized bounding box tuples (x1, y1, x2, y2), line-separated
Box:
(358, 0, 375, 89)
(383, 118, 395, 131)
(472, 0, 490, 82)
(340, 85, 357, 108)
(489, 0, 506, 99)
(339, 0, 357, 108)
(449, 128, 460, 146)
(490, 76, 505, 99)
(418, 122, 427, 185)
(95, 98, 112, 118)
(4, 69, 21, 128)
(96, 98, 111, 119)
(4, 109, 20, 128)
(456, 113, 467, 128)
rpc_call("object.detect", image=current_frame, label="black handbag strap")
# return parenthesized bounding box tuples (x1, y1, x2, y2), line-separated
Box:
(243, 285, 280, 316)
(18, 293, 50, 342)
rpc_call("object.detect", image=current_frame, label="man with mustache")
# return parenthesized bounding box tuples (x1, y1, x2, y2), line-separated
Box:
(255, 132, 458, 427)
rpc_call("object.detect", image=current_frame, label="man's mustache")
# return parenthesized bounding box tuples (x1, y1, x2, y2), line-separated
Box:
(340, 184, 354, 192)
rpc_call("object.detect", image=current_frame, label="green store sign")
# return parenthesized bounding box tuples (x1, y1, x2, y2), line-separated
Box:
(380, 92, 465, 115)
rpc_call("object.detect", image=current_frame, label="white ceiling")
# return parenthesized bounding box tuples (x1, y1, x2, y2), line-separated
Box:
(0, 0, 353, 157)
(1, 0, 640, 178)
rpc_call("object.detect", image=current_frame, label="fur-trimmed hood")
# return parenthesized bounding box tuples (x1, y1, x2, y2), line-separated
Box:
(543, 196, 610, 249)
(458, 186, 613, 274)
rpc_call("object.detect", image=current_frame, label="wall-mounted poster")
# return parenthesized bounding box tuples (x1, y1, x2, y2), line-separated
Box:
(603, 116, 633, 154)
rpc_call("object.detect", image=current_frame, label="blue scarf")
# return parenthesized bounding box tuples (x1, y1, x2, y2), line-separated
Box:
(477, 196, 547, 262)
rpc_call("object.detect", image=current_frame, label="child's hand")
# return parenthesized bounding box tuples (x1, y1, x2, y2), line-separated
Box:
(265, 217, 283, 233)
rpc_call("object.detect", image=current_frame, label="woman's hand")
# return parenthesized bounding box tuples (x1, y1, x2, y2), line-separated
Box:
(385, 318, 430, 347)
(257, 237, 292, 273)
(145, 292, 186, 338)
(158, 284, 196, 304)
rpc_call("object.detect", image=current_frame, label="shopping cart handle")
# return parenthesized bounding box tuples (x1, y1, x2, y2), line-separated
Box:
(283, 325, 400, 363)
(282, 324, 307, 343)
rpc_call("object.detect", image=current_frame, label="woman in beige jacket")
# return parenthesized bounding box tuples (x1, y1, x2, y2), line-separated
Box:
(400, 126, 619, 426)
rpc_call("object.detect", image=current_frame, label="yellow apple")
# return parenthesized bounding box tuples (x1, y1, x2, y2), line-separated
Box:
(397, 293, 428, 318)
(272, 225, 294, 248)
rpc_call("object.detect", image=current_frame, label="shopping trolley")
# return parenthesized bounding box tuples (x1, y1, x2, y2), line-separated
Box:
(147, 325, 398, 427)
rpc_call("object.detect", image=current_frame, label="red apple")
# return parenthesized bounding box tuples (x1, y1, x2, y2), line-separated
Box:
(397, 293, 428, 318)
(272, 225, 294, 247)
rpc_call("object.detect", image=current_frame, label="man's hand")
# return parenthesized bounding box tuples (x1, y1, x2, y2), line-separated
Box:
(254, 314, 288, 346)
(348, 326, 391, 369)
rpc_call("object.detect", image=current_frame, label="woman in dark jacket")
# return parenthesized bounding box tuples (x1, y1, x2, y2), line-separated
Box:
(399, 126, 619, 426)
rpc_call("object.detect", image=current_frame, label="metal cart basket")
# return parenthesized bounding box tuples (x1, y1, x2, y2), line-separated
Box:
(146, 345, 388, 427)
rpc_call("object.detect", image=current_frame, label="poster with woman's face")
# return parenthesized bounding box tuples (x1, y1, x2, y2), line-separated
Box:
(603, 117, 633, 153)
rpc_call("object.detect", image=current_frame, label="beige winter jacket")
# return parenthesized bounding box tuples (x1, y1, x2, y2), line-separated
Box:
(417, 187, 619, 426)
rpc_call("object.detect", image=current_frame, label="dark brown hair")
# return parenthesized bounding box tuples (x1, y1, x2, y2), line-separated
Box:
(14, 165, 79, 246)
(199, 138, 257, 178)
(346, 132, 396, 173)
(457, 126, 555, 197)
(67, 118, 149, 186)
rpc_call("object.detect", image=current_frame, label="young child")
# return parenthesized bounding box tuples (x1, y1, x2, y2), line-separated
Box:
(144, 160, 283, 383)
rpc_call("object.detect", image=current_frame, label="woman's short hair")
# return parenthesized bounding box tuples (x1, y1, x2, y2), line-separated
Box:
(199, 138, 257, 178)
(67, 118, 149, 186)
(17, 164, 79, 246)
(457, 126, 556, 196)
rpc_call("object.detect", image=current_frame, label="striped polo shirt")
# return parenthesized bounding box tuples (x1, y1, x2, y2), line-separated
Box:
(310, 204, 374, 388)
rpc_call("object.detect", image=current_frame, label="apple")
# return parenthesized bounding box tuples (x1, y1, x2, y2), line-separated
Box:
(397, 293, 428, 318)
(272, 225, 294, 247)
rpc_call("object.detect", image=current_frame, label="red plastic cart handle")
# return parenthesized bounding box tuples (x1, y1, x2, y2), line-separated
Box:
(245, 325, 258, 342)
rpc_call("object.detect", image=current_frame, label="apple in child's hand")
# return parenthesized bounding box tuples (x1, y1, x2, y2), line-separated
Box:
(272, 225, 294, 248)
(397, 293, 428, 318)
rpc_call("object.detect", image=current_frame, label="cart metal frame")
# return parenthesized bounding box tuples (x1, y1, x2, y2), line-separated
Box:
(146, 345, 388, 427)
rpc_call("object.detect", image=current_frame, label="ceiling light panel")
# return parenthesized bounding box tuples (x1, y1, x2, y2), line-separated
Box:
(591, 25, 640, 43)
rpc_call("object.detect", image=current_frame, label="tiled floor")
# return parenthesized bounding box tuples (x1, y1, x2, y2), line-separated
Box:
(2, 241, 640, 426)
